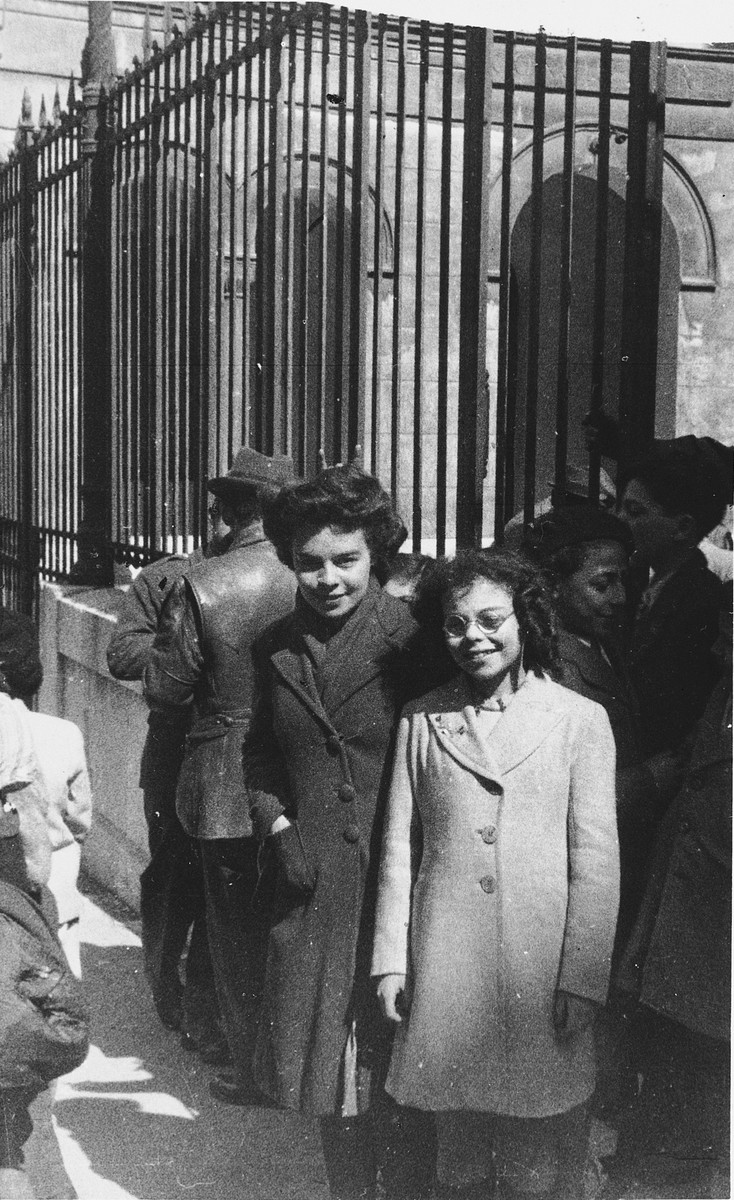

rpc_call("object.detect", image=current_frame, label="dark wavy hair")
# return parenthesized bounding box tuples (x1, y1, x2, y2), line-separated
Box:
(421, 547, 559, 676)
(263, 465, 407, 570)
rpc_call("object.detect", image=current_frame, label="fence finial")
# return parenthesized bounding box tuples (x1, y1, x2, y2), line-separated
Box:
(39, 95, 48, 131)
(14, 89, 34, 150)
(67, 75, 77, 113)
(52, 87, 62, 127)
(142, 6, 152, 62)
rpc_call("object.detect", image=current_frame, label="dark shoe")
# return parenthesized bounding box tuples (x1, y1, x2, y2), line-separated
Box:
(180, 1029, 231, 1066)
(153, 994, 182, 1032)
(208, 1072, 275, 1107)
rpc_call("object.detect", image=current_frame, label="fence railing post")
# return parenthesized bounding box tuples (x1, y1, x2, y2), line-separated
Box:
(17, 101, 39, 615)
(456, 27, 493, 549)
(70, 1, 116, 585)
(618, 40, 667, 473)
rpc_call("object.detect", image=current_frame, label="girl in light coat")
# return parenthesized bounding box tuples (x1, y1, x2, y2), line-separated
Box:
(372, 549, 620, 1200)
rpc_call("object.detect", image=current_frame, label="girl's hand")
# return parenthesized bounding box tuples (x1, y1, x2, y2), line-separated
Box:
(553, 990, 596, 1041)
(376, 974, 410, 1023)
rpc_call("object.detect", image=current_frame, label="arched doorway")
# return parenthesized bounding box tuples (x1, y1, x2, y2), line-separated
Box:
(506, 171, 680, 514)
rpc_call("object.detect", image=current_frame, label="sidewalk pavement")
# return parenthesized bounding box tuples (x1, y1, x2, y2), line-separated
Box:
(48, 885, 329, 1200)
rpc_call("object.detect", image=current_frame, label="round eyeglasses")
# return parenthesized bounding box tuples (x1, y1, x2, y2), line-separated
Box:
(442, 609, 515, 640)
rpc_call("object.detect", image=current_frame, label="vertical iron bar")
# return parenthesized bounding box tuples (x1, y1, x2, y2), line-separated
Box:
(390, 17, 407, 503)
(199, 15, 215, 541)
(589, 38, 612, 504)
(370, 14, 387, 478)
(456, 27, 493, 548)
(522, 30, 546, 527)
(619, 41, 667, 472)
(495, 33, 515, 540)
(331, 6, 349, 462)
(265, 7, 286, 455)
(227, 8, 241, 461)
(18, 143, 36, 612)
(348, 9, 371, 464)
(180, 35, 193, 545)
(254, 2, 268, 451)
(316, 5, 331, 464)
(296, 8, 313, 476)
(241, 5, 254, 446)
(412, 21, 429, 549)
(282, 16, 298, 459)
(554, 37, 577, 502)
(436, 23, 453, 557)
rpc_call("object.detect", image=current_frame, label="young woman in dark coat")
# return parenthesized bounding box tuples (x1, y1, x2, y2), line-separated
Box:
(243, 466, 439, 1200)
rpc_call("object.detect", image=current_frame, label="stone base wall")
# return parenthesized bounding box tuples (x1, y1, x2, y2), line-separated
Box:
(38, 580, 148, 912)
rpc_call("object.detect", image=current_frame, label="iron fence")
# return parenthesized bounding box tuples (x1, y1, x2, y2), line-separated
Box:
(2, 2, 727, 608)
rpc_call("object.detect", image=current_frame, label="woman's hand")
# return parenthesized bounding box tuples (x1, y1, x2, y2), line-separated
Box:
(553, 990, 596, 1041)
(376, 974, 411, 1024)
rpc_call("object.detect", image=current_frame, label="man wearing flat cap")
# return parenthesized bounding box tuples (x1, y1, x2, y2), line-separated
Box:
(145, 448, 297, 1104)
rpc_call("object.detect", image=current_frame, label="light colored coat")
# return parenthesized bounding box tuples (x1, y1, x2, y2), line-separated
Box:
(372, 672, 620, 1119)
(25, 712, 92, 933)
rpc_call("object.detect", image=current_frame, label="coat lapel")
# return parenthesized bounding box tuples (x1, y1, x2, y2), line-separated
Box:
(427, 674, 565, 784)
(323, 591, 412, 718)
(270, 646, 336, 735)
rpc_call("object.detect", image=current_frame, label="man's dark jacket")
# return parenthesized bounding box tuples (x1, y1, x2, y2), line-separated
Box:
(144, 525, 296, 840)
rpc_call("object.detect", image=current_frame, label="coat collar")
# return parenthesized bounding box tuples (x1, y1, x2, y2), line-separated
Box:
(557, 628, 627, 697)
(426, 672, 566, 784)
(269, 589, 414, 726)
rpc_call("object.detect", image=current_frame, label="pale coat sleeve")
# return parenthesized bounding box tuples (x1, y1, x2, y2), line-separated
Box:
(371, 712, 420, 978)
(559, 700, 620, 1003)
(64, 725, 93, 843)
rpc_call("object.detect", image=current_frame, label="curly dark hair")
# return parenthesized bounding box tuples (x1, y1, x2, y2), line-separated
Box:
(263, 465, 407, 570)
(421, 547, 559, 676)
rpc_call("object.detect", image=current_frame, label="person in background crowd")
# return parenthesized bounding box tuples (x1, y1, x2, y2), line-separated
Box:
(502, 463, 617, 552)
(0, 596, 43, 705)
(583, 412, 733, 583)
(0, 694, 88, 1200)
(522, 506, 680, 947)
(106, 507, 228, 1062)
(243, 465, 439, 1200)
(381, 552, 436, 609)
(372, 549, 619, 1200)
(0, 652, 92, 980)
(145, 448, 297, 1106)
(607, 583, 732, 1200)
(23, 712, 91, 981)
(618, 438, 727, 760)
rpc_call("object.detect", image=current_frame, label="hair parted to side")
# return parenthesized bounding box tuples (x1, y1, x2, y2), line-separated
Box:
(263, 465, 407, 570)
(621, 443, 729, 540)
(423, 547, 559, 676)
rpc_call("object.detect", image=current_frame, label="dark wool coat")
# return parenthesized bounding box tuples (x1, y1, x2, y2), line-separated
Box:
(244, 585, 433, 1116)
(555, 629, 657, 943)
(628, 549, 722, 758)
(616, 676, 732, 1042)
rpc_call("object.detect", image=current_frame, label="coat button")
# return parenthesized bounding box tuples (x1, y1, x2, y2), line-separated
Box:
(326, 735, 342, 756)
(479, 875, 496, 894)
(338, 783, 356, 803)
(343, 824, 360, 844)
(479, 825, 497, 845)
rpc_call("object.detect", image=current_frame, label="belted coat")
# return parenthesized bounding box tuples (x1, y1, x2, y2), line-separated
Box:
(145, 526, 296, 839)
(244, 583, 434, 1115)
(371, 673, 620, 1118)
